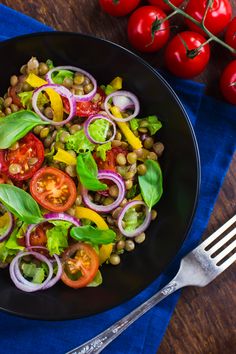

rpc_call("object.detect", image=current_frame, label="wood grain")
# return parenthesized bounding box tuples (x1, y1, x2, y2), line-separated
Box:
(1, 1, 235, 353)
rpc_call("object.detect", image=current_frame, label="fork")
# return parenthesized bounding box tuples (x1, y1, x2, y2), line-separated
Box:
(66, 214, 236, 354)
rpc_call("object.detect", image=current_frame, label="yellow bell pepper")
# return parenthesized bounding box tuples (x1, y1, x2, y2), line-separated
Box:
(132, 193, 143, 201)
(110, 106, 142, 150)
(53, 148, 77, 165)
(75, 207, 113, 264)
(25, 73, 64, 122)
(110, 76, 122, 90)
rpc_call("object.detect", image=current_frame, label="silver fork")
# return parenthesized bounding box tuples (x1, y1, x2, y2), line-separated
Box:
(66, 214, 236, 354)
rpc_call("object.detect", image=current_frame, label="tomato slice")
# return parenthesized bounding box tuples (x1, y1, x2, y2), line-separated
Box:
(30, 166, 77, 212)
(30, 223, 50, 247)
(61, 243, 99, 288)
(62, 88, 105, 117)
(94, 147, 127, 172)
(0, 133, 44, 181)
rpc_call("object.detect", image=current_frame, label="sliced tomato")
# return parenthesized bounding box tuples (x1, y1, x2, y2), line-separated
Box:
(30, 223, 50, 247)
(61, 243, 99, 288)
(30, 166, 77, 212)
(62, 88, 105, 117)
(0, 133, 44, 181)
(94, 147, 127, 172)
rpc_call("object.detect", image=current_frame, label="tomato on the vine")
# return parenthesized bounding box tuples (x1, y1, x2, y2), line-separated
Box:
(127, 6, 170, 53)
(0, 133, 44, 181)
(220, 60, 236, 105)
(164, 31, 210, 78)
(225, 17, 236, 53)
(147, 0, 183, 13)
(99, 0, 141, 17)
(185, 0, 232, 36)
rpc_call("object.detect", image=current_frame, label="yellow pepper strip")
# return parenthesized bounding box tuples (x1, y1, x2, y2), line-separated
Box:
(53, 148, 77, 165)
(110, 76, 122, 90)
(110, 106, 142, 150)
(132, 193, 143, 201)
(25, 73, 64, 122)
(75, 207, 113, 264)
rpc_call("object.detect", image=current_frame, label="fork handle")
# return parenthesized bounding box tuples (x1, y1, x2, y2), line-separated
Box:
(66, 279, 181, 354)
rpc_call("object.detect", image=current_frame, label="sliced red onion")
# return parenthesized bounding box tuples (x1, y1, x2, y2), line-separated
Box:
(32, 84, 76, 126)
(25, 212, 80, 248)
(45, 66, 97, 102)
(84, 114, 116, 144)
(104, 90, 140, 122)
(82, 170, 126, 213)
(113, 95, 134, 111)
(117, 200, 152, 238)
(9, 251, 53, 292)
(0, 203, 14, 242)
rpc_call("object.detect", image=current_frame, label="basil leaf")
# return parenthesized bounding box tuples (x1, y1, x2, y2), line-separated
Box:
(138, 160, 163, 210)
(76, 152, 107, 191)
(70, 225, 116, 244)
(0, 185, 43, 224)
(0, 110, 49, 149)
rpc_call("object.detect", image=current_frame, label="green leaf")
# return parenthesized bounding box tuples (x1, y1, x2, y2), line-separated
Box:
(126, 184, 138, 199)
(65, 129, 95, 153)
(96, 142, 111, 161)
(0, 227, 24, 263)
(51, 70, 74, 84)
(87, 270, 103, 287)
(146, 115, 162, 135)
(0, 110, 49, 149)
(123, 207, 145, 232)
(46, 221, 71, 256)
(18, 91, 33, 109)
(76, 152, 107, 191)
(129, 118, 139, 131)
(138, 160, 163, 210)
(70, 225, 116, 245)
(88, 118, 110, 143)
(46, 59, 54, 69)
(21, 262, 46, 284)
(0, 184, 44, 224)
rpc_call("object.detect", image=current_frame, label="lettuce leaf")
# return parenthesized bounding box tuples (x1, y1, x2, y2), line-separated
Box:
(0, 227, 24, 263)
(87, 270, 103, 287)
(96, 142, 111, 161)
(130, 115, 162, 135)
(65, 129, 95, 153)
(21, 262, 45, 284)
(18, 91, 33, 109)
(88, 118, 109, 143)
(51, 70, 74, 84)
(123, 207, 145, 232)
(46, 221, 71, 256)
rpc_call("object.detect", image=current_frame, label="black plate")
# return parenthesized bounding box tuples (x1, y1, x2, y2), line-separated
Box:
(0, 32, 200, 320)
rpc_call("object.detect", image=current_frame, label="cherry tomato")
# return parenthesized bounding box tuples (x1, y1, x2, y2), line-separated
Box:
(62, 88, 105, 118)
(225, 17, 236, 54)
(61, 243, 99, 288)
(185, 0, 232, 36)
(30, 166, 77, 212)
(127, 6, 170, 53)
(0, 133, 44, 181)
(30, 224, 51, 247)
(147, 0, 183, 12)
(164, 31, 210, 78)
(220, 60, 236, 105)
(94, 147, 127, 172)
(99, 0, 141, 17)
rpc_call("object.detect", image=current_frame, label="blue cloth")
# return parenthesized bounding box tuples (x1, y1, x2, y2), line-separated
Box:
(0, 4, 235, 354)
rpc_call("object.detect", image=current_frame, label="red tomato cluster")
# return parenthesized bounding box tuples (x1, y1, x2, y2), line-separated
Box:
(99, 0, 236, 105)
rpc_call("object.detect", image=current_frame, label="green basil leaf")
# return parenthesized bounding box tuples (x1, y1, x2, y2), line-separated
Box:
(70, 225, 116, 245)
(76, 152, 107, 191)
(138, 159, 163, 210)
(0, 184, 44, 224)
(0, 110, 49, 149)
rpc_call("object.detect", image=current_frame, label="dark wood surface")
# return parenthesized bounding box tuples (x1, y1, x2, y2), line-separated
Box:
(1, 1, 235, 353)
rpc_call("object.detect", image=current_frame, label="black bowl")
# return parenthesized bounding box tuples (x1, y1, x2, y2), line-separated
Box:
(0, 32, 200, 320)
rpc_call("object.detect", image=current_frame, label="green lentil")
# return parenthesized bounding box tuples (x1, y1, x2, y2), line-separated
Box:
(40, 127, 50, 139)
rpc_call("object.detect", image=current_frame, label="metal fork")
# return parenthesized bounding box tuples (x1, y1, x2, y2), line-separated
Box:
(66, 214, 236, 354)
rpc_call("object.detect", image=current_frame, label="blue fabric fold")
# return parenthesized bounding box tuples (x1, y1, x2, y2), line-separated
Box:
(0, 5, 235, 354)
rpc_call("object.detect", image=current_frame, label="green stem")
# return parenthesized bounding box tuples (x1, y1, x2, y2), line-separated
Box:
(163, 0, 236, 54)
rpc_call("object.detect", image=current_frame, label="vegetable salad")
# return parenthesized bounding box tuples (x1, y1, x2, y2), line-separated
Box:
(0, 57, 164, 292)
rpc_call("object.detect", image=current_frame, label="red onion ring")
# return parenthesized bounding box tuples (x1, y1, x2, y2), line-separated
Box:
(84, 114, 116, 144)
(104, 90, 140, 122)
(82, 170, 126, 213)
(0, 203, 14, 242)
(25, 212, 80, 248)
(45, 66, 97, 102)
(32, 84, 76, 126)
(112, 95, 134, 111)
(9, 251, 53, 292)
(117, 200, 152, 237)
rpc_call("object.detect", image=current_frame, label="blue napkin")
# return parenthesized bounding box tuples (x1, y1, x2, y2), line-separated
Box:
(0, 4, 235, 354)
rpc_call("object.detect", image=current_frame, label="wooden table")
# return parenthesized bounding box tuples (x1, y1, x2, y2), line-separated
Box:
(2, 0, 236, 352)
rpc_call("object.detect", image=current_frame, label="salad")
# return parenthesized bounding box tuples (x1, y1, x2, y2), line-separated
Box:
(0, 57, 164, 292)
